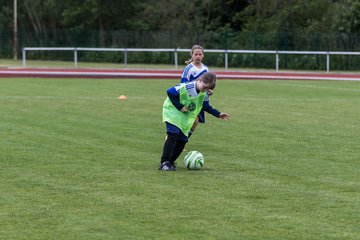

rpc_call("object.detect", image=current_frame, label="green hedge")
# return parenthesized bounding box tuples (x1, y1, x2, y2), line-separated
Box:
(1, 28, 360, 70)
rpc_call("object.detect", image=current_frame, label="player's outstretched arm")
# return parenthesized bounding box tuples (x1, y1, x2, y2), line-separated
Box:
(219, 112, 230, 120)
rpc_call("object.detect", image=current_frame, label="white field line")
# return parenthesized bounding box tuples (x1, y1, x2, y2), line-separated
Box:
(0, 70, 179, 77)
(216, 74, 360, 81)
(0, 96, 116, 100)
(1, 70, 360, 81)
(0, 96, 165, 100)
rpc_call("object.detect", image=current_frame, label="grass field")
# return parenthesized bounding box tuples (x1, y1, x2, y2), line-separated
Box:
(0, 77, 359, 239)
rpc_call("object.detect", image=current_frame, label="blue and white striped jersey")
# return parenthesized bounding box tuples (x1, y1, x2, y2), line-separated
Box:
(180, 63, 209, 83)
(174, 81, 209, 101)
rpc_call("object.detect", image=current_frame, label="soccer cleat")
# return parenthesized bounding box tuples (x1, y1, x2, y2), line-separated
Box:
(159, 161, 176, 171)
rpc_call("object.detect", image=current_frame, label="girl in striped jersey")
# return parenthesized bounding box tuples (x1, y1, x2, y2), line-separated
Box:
(180, 45, 213, 136)
(159, 72, 230, 171)
(181, 45, 209, 83)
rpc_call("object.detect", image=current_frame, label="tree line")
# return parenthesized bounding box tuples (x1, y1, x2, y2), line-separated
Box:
(1, 0, 359, 35)
(0, 0, 360, 70)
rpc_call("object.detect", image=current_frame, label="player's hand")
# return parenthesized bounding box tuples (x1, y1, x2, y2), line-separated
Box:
(207, 89, 214, 96)
(219, 112, 230, 120)
(181, 106, 189, 112)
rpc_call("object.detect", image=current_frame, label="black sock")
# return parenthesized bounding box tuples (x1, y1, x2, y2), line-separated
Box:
(188, 128, 195, 138)
(160, 133, 178, 163)
(170, 140, 187, 164)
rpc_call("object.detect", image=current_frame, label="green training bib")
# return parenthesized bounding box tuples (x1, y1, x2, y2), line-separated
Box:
(163, 84, 206, 136)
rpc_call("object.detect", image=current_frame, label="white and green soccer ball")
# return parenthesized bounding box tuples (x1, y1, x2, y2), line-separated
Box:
(184, 151, 204, 170)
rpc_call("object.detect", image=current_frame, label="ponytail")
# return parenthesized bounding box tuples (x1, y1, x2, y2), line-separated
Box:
(185, 58, 193, 64)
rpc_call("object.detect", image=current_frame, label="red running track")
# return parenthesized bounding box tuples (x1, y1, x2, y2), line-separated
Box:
(1, 67, 360, 81)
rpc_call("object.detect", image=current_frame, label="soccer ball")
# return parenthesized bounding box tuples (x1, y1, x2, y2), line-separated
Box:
(184, 151, 204, 170)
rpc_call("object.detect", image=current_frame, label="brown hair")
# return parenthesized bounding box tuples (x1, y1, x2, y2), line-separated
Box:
(185, 45, 204, 64)
(199, 72, 217, 90)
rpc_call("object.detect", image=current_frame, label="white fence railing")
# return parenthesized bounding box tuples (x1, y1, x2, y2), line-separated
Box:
(22, 47, 360, 72)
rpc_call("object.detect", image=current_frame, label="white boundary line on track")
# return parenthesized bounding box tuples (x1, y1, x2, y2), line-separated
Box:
(0, 70, 178, 77)
(215, 74, 360, 81)
(1, 70, 360, 81)
(0, 96, 116, 99)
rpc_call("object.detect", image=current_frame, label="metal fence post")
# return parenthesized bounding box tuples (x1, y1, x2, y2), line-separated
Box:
(326, 52, 330, 73)
(74, 47, 78, 67)
(22, 48, 26, 67)
(174, 48, 178, 69)
(276, 51, 279, 72)
(124, 49, 127, 67)
(225, 50, 228, 69)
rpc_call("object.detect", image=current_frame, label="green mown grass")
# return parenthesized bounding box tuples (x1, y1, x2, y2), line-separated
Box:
(0, 78, 359, 239)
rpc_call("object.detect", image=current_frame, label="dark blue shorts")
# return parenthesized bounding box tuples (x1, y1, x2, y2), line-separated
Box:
(165, 122, 189, 142)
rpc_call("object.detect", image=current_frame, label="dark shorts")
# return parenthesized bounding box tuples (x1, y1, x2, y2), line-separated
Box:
(165, 122, 189, 142)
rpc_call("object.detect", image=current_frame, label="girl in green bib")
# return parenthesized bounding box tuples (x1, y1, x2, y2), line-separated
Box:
(159, 72, 231, 171)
